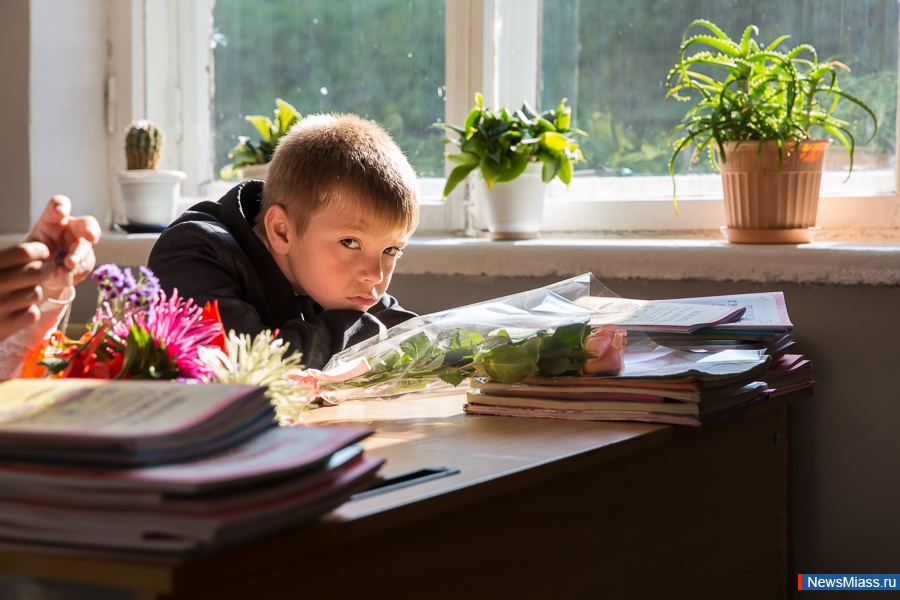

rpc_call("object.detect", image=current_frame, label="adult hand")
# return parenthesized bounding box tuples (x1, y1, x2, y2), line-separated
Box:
(0, 241, 53, 340)
(23, 195, 101, 296)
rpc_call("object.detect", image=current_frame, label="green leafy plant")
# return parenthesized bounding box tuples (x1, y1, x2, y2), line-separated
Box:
(330, 322, 595, 393)
(219, 98, 302, 181)
(433, 93, 586, 198)
(124, 120, 163, 170)
(665, 19, 878, 210)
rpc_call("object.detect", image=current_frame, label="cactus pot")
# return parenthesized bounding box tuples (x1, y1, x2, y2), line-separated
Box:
(115, 169, 186, 228)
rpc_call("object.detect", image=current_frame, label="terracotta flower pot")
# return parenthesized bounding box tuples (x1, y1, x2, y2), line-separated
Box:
(718, 140, 831, 243)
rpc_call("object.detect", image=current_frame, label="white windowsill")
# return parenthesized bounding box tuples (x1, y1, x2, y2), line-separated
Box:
(22, 231, 895, 288)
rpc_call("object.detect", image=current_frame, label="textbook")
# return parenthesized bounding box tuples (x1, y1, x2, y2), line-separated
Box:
(642, 292, 796, 357)
(464, 390, 769, 427)
(523, 345, 772, 391)
(0, 415, 383, 553)
(0, 453, 382, 553)
(466, 345, 777, 426)
(573, 295, 746, 333)
(0, 379, 276, 467)
(467, 381, 767, 418)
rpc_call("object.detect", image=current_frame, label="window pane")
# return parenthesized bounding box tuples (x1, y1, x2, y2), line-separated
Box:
(211, 0, 446, 178)
(541, 0, 898, 178)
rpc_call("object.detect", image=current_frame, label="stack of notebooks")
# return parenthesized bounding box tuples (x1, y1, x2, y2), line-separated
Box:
(642, 291, 797, 358)
(0, 379, 382, 556)
(465, 291, 814, 426)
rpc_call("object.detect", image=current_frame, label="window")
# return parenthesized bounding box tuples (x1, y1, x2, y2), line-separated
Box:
(143, 0, 900, 237)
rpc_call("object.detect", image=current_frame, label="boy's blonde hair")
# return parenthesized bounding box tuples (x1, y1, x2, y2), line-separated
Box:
(260, 113, 419, 236)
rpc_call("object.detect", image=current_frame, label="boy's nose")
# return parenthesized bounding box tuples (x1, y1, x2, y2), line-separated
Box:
(359, 256, 385, 284)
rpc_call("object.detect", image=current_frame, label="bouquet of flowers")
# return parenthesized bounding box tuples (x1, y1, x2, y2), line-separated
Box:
(319, 273, 629, 403)
(20, 264, 315, 424)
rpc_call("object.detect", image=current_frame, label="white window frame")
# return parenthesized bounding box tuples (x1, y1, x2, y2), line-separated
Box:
(134, 0, 900, 239)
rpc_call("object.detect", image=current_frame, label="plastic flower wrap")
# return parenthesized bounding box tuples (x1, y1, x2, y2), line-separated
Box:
(319, 273, 629, 403)
(21, 264, 315, 424)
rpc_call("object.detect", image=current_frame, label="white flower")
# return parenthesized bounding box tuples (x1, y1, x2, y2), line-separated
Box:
(196, 330, 316, 425)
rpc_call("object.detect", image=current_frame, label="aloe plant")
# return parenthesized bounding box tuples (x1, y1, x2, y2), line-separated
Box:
(433, 93, 585, 198)
(219, 98, 302, 181)
(665, 19, 878, 211)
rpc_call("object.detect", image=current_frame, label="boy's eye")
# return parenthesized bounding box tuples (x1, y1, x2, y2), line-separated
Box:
(383, 246, 403, 257)
(340, 239, 360, 249)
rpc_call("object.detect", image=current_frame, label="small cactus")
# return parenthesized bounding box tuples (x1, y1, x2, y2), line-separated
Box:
(124, 120, 163, 170)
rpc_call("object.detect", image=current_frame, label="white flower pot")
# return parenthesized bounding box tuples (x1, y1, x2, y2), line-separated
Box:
(479, 162, 547, 240)
(115, 169, 186, 228)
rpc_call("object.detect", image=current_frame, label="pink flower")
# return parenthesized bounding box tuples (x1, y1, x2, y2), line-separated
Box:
(131, 290, 225, 380)
(580, 325, 627, 376)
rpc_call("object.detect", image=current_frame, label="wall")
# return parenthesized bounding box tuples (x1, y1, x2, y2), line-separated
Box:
(0, 0, 31, 232)
(0, 0, 110, 234)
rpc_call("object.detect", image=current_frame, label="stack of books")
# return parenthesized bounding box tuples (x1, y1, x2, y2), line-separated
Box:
(465, 291, 814, 425)
(466, 345, 773, 426)
(0, 379, 382, 556)
(641, 291, 796, 358)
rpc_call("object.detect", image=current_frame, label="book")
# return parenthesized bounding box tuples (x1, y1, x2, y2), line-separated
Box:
(464, 391, 769, 427)
(0, 379, 276, 467)
(658, 291, 793, 330)
(0, 422, 383, 554)
(764, 353, 815, 396)
(523, 345, 772, 391)
(0, 424, 373, 501)
(572, 295, 746, 333)
(467, 381, 768, 417)
(646, 292, 796, 357)
(0, 454, 383, 554)
(473, 377, 757, 403)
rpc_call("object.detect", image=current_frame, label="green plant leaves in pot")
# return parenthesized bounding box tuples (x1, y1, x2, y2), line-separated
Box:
(433, 92, 586, 198)
(219, 98, 302, 181)
(664, 19, 878, 213)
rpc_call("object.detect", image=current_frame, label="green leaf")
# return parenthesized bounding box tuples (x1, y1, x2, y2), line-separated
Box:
(245, 115, 276, 143)
(441, 163, 478, 198)
(477, 345, 539, 383)
(447, 151, 481, 166)
(400, 332, 433, 361)
(439, 372, 467, 387)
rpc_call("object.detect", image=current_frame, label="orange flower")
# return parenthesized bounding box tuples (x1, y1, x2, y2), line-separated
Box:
(202, 300, 227, 352)
(580, 325, 627, 376)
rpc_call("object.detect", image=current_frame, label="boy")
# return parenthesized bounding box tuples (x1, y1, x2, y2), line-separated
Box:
(147, 113, 419, 369)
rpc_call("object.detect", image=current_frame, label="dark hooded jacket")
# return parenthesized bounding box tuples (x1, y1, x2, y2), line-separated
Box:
(147, 180, 416, 369)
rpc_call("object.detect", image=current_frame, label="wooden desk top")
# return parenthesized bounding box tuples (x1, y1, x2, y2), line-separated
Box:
(306, 390, 673, 522)
(0, 388, 804, 597)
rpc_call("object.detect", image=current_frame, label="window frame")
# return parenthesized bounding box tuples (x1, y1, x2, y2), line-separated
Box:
(137, 0, 900, 238)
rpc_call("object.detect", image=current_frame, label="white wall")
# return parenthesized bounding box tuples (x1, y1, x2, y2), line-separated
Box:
(0, 0, 112, 233)
(29, 0, 109, 225)
(0, 0, 32, 232)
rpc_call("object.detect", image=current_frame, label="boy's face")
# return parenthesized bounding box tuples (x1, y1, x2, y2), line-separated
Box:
(277, 202, 411, 312)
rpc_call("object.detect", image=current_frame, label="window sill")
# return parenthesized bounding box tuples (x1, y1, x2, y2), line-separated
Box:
(80, 232, 900, 288)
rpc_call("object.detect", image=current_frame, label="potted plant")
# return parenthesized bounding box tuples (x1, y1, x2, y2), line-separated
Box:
(665, 19, 878, 243)
(115, 120, 186, 231)
(219, 98, 302, 181)
(434, 93, 585, 240)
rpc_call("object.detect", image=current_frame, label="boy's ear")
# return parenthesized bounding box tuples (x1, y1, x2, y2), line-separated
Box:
(263, 205, 294, 255)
